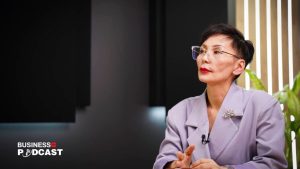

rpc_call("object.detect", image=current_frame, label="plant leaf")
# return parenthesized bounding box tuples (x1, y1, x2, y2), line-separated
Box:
(285, 125, 292, 144)
(274, 91, 287, 104)
(245, 69, 267, 91)
(286, 90, 300, 117)
(292, 72, 300, 95)
(295, 122, 300, 134)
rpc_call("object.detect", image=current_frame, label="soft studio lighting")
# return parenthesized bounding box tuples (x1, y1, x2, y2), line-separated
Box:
(244, 0, 250, 90)
(255, 0, 261, 79)
(288, 0, 294, 88)
(266, 0, 273, 94)
(148, 106, 166, 125)
(287, 1, 296, 168)
(291, 130, 297, 169)
(277, 0, 283, 91)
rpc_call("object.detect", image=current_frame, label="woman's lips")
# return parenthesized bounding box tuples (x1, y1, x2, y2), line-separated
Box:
(200, 67, 211, 73)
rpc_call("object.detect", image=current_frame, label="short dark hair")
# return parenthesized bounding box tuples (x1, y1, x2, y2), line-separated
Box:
(199, 23, 254, 68)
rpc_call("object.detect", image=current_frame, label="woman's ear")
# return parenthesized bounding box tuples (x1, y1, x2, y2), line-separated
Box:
(233, 59, 245, 75)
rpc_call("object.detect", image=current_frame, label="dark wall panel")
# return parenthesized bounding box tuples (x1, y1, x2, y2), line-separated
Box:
(149, 0, 166, 106)
(0, 1, 161, 168)
(149, 0, 228, 110)
(165, 0, 228, 110)
(1, 0, 90, 122)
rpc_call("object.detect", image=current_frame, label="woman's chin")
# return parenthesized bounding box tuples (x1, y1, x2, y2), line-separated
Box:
(198, 73, 210, 81)
(198, 76, 220, 85)
(198, 76, 209, 83)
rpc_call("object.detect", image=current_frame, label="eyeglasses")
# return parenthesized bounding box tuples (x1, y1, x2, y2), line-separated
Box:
(191, 46, 241, 60)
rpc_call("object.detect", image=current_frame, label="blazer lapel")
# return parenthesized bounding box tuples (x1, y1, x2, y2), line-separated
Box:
(209, 83, 244, 160)
(186, 93, 211, 161)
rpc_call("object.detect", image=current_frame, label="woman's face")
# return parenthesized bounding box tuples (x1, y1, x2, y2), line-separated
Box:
(196, 34, 244, 85)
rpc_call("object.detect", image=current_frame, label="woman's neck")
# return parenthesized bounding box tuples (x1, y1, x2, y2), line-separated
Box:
(206, 81, 233, 110)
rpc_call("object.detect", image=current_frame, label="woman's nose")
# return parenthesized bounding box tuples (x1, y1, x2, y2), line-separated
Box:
(199, 52, 209, 63)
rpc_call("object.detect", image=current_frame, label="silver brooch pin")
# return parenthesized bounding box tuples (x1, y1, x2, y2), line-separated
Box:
(223, 109, 235, 119)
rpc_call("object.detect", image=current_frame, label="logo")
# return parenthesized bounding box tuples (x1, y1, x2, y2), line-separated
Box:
(17, 142, 63, 157)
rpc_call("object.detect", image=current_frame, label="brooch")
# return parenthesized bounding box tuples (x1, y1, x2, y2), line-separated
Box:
(223, 109, 236, 119)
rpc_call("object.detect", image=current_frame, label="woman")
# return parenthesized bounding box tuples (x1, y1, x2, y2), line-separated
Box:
(153, 24, 287, 169)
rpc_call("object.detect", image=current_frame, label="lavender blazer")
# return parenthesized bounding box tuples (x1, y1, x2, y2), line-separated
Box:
(153, 83, 287, 169)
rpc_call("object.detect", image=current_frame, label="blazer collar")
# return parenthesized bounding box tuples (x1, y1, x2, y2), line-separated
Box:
(185, 82, 244, 161)
(185, 93, 207, 128)
(186, 94, 211, 160)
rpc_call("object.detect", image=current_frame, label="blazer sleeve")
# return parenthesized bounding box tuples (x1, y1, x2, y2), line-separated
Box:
(153, 108, 184, 169)
(230, 98, 288, 169)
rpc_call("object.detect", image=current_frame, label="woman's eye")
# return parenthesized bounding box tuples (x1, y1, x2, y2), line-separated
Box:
(199, 49, 205, 54)
(213, 50, 222, 55)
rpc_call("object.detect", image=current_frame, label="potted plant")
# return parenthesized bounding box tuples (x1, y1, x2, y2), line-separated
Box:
(245, 69, 300, 169)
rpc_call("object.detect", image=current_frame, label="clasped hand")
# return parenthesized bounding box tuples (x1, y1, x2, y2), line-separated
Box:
(167, 145, 227, 169)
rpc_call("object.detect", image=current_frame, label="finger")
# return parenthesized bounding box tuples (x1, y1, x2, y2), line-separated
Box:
(167, 160, 182, 169)
(172, 160, 189, 168)
(177, 151, 185, 161)
(185, 144, 195, 156)
(191, 163, 210, 169)
(191, 159, 220, 169)
(190, 160, 201, 168)
(175, 160, 183, 168)
(190, 159, 215, 168)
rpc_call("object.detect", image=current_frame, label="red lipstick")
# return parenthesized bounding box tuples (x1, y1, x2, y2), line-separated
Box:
(200, 67, 211, 73)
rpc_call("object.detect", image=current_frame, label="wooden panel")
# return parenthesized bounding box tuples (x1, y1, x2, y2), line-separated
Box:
(292, 0, 300, 77)
(236, 0, 245, 87)
(282, 0, 289, 86)
(224, 0, 299, 92)
(249, 0, 256, 81)
(260, 0, 268, 90)
(271, 0, 279, 93)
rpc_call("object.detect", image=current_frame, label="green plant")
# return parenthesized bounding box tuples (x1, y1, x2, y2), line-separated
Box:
(245, 69, 300, 168)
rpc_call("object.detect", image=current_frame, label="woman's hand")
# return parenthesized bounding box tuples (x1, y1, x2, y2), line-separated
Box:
(190, 159, 227, 169)
(166, 145, 195, 169)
